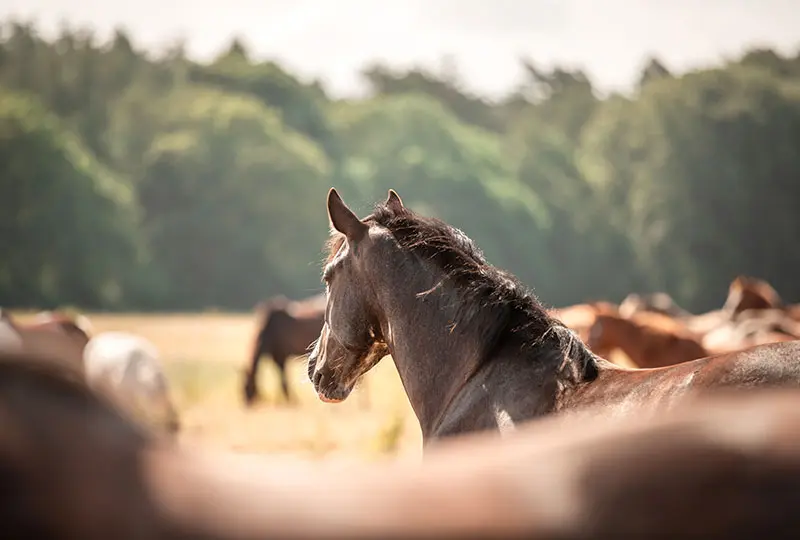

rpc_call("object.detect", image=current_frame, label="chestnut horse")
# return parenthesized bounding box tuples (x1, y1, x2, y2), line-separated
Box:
(5, 348, 800, 539)
(308, 188, 800, 445)
(722, 275, 783, 315)
(586, 310, 709, 369)
(547, 301, 616, 344)
(242, 294, 326, 406)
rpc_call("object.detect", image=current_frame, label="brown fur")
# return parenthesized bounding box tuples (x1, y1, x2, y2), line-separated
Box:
(548, 302, 617, 343)
(310, 189, 800, 445)
(723, 275, 783, 315)
(5, 348, 800, 539)
(242, 294, 326, 406)
(587, 311, 709, 369)
(0, 310, 91, 370)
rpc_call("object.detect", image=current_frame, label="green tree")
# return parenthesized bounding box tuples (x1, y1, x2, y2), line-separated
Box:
(137, 88, 331, 309)
(0, 90, 144, 308)
(580, 66, 800, 309)
(329, 93, 558, 296)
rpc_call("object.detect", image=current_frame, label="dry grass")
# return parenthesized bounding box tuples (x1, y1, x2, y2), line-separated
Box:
(13, 312, 423, 462)
(11, 311, 636, 463)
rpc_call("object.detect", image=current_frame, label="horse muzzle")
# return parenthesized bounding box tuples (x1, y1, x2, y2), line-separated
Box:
(311, 365, 353, 404)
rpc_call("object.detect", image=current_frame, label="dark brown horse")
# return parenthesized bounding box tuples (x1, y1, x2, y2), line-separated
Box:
(308, 188, 800, 445)
(242, 294, 326, 406)
(5, 347, 800, 539)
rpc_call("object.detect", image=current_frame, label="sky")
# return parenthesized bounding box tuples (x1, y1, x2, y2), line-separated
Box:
(1, 0, 798, 99)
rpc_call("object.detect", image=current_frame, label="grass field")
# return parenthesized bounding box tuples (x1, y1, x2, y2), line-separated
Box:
(15, 312, 423, 463)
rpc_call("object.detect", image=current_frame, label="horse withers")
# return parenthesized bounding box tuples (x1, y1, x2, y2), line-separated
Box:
(308, 188, 800, 446)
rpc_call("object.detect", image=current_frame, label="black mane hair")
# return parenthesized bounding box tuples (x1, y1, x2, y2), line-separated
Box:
(325, 200, 599, 382)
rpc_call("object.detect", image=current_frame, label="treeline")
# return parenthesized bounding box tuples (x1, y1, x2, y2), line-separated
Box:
(1, 21, 799, 312)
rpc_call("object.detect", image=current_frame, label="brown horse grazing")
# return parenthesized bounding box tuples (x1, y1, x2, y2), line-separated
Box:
(0, 309, 91, 370)
(7, 348, 800, 539)
(242, 294, 327, 406)
(308, 188, 800, 445)
(586, 310, 709, 369)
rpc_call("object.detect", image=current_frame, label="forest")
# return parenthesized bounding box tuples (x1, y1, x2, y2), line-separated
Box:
(1, 20, 799, 313)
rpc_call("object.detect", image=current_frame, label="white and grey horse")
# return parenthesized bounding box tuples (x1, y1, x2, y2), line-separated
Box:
(83, 331, 181, 435)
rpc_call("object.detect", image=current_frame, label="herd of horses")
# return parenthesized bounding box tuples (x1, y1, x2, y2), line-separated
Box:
(5, 187, 800, 536)
(0, 309, 180, 434)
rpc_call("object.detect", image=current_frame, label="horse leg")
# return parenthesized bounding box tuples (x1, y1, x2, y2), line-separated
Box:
(275, 355, 294, 406)
(243, 342, 264, 407)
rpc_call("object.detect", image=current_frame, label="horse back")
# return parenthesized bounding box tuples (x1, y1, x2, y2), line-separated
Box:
(569, 340, 800, 416)
(690, 339, 800, 389)
(256, 303, 324, 358)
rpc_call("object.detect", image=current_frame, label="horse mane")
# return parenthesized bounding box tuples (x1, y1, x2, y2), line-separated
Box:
(327, 202, 599, 382)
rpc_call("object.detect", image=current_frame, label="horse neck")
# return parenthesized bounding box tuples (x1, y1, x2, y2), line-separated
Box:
(372, 264, 592, 439)
(373, 272, 496, 439)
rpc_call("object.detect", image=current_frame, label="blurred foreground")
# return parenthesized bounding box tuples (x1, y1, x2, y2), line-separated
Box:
(15, 311, 422, 460)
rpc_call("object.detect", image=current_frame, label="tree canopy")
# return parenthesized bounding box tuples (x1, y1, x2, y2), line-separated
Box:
(2, 21, 799, 312)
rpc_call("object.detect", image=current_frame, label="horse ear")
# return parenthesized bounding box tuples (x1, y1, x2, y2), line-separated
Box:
(327, 188, 368, 241)
(385, 189, 405, 212)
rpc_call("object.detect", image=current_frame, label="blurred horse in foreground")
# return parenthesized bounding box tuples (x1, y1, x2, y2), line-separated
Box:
(3, 347, 800, 539)
(0, 308, 91, 368)
(0, 309, 179, 435)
